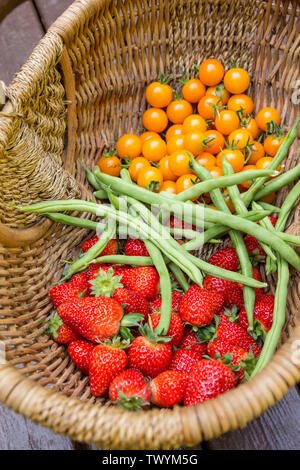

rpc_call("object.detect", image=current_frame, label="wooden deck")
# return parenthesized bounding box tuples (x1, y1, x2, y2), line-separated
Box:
(0, 0, 300, 451)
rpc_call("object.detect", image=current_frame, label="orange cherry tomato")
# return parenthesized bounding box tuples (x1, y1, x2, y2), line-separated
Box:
(239, 164, 257, 189)
(98, 155, 121, 177)
(183, 114, 207, 133)
(256, 156, 282, 172)
(198, 59, 224, 86)
(169, 150, 192, 177)
(203, 130, 225, 155)
(167, 99, 193, 124)
(128, 157, 151, 182)
(240, 117, 259, 139)
(195, 152, 216, 170)
(247, 140, 265, 165)
(145, 81, 173, 108)
(142, 107, 168, 133)
(197, 95, 223, 120)
(263, 134, 285, 157)
(206, 85, 230, 104)
(228, 129, 253, 150)
(175, 174, 199, 201)
(140, 131, 160, 145)
(256, 107, 281, 132)
(224, 68, 250, 94)
(216, 148, 245, 172)
(227, 94, 254, 114)
(184, 131, 206, 156)
(137, 166, 163, 192)
(259, 192, 275, 204)
(214, 110, 240, 135)
(160, 180, 177, 195)
(158, 155, 177, 181)
(116, 134, 142, 159)
(182, 78, 206, 103)
(142, 136, 167, 162)
(167, 135, 185, 154)
(165, 124, 185, 141)
(209, 166, 223, 178)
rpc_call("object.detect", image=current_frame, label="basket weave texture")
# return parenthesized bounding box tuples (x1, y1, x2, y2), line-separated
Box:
(0, 0, 299, 449)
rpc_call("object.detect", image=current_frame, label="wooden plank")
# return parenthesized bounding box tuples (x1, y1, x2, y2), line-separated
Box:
(0, 402, 74, 450)
(0, 1, 44, 85)
(208, 387, 300, 450)
(34, 0, 73, 29)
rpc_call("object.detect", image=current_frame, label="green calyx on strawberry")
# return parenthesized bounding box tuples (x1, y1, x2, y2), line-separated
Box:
(45, 312, 63, 338)
(113, 389, 150, 411)
(222, 306, 239, 322)
(203, 352, 241, 372)
(119, 312, 144, 341)
(100, 335, 131, 349)
(139, 318, 172, 345)
(194, 315, 220, 342)
(89, 267, 123, 297)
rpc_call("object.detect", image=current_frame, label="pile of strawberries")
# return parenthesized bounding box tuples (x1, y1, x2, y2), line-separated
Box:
(46, 230, 274, 409)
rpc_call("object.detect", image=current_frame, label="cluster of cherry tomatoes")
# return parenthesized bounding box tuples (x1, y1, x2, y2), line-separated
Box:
(98, 58, 284, 208)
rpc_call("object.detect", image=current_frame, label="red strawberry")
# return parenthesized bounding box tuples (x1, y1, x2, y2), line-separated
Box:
(207, 338, 256, 382)
(239, 294, 274, 333)
(121, 266, 159, 300)
(209, 247, 239, 271)
(203, 275, 232, 296)
(70, 272, 89, 292)
(49, 281, 86, 308)
(88, 267, 123, 297)
(179, 284, 213, 326)
(148, 312, 184, 347)
(184, 359, 236, 406)
(149, 291, 183, 314)
(124, 239, 150, 257)
(68, 339, 95, 374)
(224, 283, 244, 309)
(203, 276, 243, 310)
(209, 291, 225, 314)
(45, 312, 81, 344)
(151, 370, 188, 408)
(179, 330, 207, 356)
(89, 342, 128, 397)
(167, 215, 196, 231)
(216, 314, 261, 357)
(113, 288, 150, 322)
(82, 236, 117, 255)
(128, 325, 173, 378)
(109, 369, 151, 409)
(57, 297, 124, 342)
(244, 216, 277, 257)
(170, 348, 204, 374)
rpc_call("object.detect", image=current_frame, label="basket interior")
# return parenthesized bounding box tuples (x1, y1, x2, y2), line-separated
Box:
(0, 0, 300, 406)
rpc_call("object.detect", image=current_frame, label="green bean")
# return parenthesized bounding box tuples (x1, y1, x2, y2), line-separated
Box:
(169, 227, 203, 240)
(242, 119, 299, 206)
(93, 255, 154, 266)
(258, 202, 280, 213)
(21, 197, 300, 272)
(254, 162, 300, 201)
(93, 189, 108, 200)
(43, 212, 105, 232)
(251, 202, 277, 274)
(144, 240, 172, 335)
(176, 168, 274, 202)
(21, 199, 267, 288)
(251, 258, 289, 376)
(125, 195, 203, 286)
(120, 168, 133, 184)
(221, 156, 255, 329)
(168, 262, 190, 292)
(81, 162, 103, 191)
(275, 180, 300, 232)
(62, 221, 116, 280)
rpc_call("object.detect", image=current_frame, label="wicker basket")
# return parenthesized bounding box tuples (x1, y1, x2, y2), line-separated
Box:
(0, 0, 299, 450)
